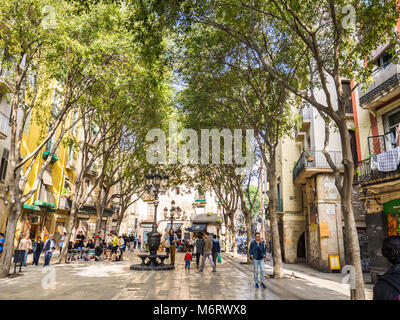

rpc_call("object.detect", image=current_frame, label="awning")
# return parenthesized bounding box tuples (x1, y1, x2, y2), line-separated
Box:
(42, 170, 53, 186)
(103, 209, 113, 217)
(192, 214, 219, 224)
(189, 224, 207, 232)
(23, 203, 41, 211)
(34, 200, 56, 209)
(165, 223, 183, 232)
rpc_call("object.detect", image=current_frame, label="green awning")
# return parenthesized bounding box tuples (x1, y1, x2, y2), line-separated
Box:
(195, 199, 206, 202)
(383, 198, 400, 215)
(79, 207, 96, 214)
(34, 200, 56, 209)
(103, 210, 113, 217)
(23, 203, 41, 211)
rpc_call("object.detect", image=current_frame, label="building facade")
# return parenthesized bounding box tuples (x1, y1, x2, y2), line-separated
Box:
(356, 25, 400, 283)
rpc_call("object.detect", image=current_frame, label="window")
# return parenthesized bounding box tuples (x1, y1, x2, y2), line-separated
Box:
(376, 52, 392, 69)
(349, 130, 359, 165)
(0, 148, 9, 180)
(342, 81, 353, 114)
(383, 106, 400, 150)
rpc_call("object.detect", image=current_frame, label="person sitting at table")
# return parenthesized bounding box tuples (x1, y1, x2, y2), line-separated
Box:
(86, 239, 94, 249)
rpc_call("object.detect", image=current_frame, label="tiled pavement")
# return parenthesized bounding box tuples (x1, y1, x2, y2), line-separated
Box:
(0, 251, 369, 300)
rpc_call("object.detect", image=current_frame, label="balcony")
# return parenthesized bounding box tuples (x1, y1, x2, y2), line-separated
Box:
(357, 157, 400, 185)
(194, 193, 206, 207)
(66, 158, 75, 170)
(358, 135, 400, 184)
(293, 150, 343, 185)
(0, 112, 9, 140)
(298, 107, 311, 132)
(359, 63, 400, 109)
(58, 197, 72, 210)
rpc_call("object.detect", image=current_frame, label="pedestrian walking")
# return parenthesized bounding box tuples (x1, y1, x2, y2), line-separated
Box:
(19, 233, 32, 266)
(249, 232, 267, 289)
(212, 234, 221, 270)
(193, 234, 204, 269)
(94, 231, 103, 261)
(132, 234, 136, 250)
(164, 229, 178, 265)
(373, 236, 400, 300)
(59, 233, 65, 255)
(105, 233, 113, 260)
(111, 231, 119, 261)
(184, 248, 192, 271)
(117, 235, 125, 261)
(137, 236, 142, 250)
(32, 237, 43, 266)
(43, 234, 57, 267)
(198, 232, 216, 272)
(0, 233, 5, 260)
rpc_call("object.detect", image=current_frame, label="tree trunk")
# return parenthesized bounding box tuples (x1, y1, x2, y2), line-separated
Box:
(244, 210, 252, 264)
(268, 161, 284, 278)
(338, 126, 365, 300)
(0, 200, 22, 277)
(223, 212, 229, 251)
(58, 203, 78, 264)
(230, 212, 237, 256)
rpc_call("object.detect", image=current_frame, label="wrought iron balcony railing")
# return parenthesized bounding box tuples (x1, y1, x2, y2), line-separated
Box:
(359, 63, 400, 106)
(358, 157, 400, 184)
(293, 150, 343, 183)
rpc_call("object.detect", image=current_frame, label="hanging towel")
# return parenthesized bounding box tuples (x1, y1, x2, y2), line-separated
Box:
(376, 147, 400, 172)
(370, 156, 378, 170)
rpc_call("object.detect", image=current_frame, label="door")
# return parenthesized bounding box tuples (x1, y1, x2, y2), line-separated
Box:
(297, 232, 306, 262)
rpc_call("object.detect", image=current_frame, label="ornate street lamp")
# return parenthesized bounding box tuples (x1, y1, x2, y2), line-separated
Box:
(165, 200, 181, 232)
(130, 169, 171, 270)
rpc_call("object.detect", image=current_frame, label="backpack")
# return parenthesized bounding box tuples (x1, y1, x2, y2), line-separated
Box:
(212, 240, 220, 253)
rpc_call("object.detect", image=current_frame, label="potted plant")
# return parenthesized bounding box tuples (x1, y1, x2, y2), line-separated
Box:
(305, 153, 313, 162)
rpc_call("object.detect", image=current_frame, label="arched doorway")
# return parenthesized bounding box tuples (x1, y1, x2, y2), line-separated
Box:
(297, 232, 306, 262)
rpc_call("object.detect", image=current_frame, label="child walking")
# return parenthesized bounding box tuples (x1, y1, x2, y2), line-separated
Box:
(184, 249, 192, 271)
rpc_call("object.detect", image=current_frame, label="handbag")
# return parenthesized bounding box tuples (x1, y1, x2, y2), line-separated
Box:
(217, 253, 222, 263)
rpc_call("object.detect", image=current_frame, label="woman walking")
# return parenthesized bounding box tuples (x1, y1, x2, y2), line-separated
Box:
(193, 234, 204, 269)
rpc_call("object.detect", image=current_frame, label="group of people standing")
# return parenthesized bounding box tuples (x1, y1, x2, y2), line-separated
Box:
(18, 233, 57, 267)
(162, 229, 221, 272)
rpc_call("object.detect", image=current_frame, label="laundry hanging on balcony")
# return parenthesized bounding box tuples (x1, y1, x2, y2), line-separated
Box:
(371, 146, 400, 172)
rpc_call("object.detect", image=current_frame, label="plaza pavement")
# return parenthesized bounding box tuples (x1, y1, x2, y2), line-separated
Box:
(0, 251, 373, 300)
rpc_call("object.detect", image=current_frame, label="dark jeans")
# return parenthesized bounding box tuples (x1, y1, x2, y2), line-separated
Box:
(134, 241, 137, 249)
(165, 247, 170, 255)
(212, 252, 219, 269)
(195, 253, 203, 267)
(185, 260, 191, 269)
(33, 251, 41, 265)
(44, 251, 53, 266)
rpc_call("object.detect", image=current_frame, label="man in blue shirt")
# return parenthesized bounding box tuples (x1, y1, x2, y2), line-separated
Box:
(249, 232, 267, 289)
(164, 229, 178, 265)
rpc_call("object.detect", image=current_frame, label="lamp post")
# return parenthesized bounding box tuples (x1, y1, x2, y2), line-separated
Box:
(144, 169, 168, 257)
(164, 200, 182, 233)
